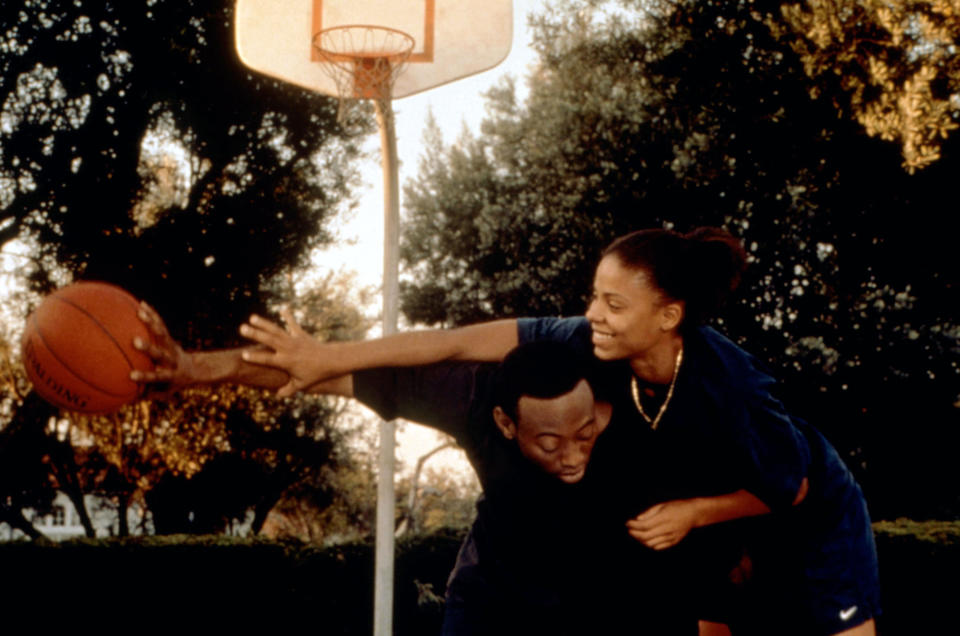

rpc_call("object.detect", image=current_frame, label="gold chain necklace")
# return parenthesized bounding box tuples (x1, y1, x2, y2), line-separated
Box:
(630, 347, 683, 431)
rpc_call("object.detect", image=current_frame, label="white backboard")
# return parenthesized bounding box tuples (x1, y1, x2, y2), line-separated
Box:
(235, 0, 513, 99)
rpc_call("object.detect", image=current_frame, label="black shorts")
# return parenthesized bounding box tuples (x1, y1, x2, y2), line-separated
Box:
(721, 492, 881, 635)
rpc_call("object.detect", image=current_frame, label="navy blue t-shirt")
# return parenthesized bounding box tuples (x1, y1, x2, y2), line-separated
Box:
(518, 316, 881, 633)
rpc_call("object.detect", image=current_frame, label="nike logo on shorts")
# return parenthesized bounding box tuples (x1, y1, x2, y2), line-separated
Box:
(839, 605, 858, 622)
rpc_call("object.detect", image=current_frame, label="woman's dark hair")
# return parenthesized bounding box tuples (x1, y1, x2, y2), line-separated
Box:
(493, 341, 594, 423)
(601, 227, 748, 326)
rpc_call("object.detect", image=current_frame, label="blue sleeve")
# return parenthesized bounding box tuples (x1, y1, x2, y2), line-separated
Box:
(517, 316, 593, 358)
(696, 328, 810, 510)
(731, 389, 811, 511)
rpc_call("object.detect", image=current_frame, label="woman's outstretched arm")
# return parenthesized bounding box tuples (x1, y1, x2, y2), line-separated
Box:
(238, 313, 518, 397)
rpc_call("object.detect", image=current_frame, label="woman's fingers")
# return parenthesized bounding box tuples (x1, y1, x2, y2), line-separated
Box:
(627, 527, 679, 550)
(238, 312, 326, 397)
(239, 315, 290, 351)
(249, 314, 288, 335)
(280, 307, 309, 338)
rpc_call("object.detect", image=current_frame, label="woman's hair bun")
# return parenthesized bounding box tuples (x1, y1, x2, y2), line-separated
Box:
(602, 226, 748, 325)
(683, 226, 748, 294)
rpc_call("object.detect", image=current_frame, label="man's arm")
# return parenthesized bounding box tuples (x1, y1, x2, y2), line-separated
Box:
(347, 363, 484, 437)
(129, 303, 294, 393)
(307, 374, 354, 397)
(130, 303, 509, 400)
(132, 304, 480, 445)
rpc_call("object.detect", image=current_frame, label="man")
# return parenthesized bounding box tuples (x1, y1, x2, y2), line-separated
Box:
(132, 306, 679, 635)
(350, 340, 614, 635)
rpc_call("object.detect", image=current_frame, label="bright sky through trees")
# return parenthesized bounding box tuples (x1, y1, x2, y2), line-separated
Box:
(312, 1, 540, 293)
(311, 1, 542, 477)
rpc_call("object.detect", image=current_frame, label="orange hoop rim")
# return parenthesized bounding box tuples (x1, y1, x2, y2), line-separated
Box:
(311, 24, 416, 119)
(312, 25, 415, 64)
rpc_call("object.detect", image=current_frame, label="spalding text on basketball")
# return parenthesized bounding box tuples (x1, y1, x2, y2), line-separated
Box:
(23, 339, 91, 410)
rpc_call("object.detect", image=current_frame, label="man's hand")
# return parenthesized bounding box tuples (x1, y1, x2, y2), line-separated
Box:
(239, 310, 325, 398)
(626, 499, 700, 551)
(129, 302, 195, 397)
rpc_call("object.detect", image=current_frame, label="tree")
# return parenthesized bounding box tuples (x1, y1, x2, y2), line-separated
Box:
(72, 271, 377, 536)
(1, 0, 366, 347)
(395, 443, 479, 536)
(0, 394, 59, 540)
(398, 0, 960, 519)
(68, 393, 233, 536)
(1, 1, 389, 538)
(778, 0, 960, 172)
(0, 334, 96, 539)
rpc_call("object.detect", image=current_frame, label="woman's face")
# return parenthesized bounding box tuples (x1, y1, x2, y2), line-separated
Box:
(585, 255, 679, 360)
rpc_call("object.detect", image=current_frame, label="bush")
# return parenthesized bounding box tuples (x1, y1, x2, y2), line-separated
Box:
(0, 530, 464, 633)
(0, 522, 955, 633)
(873, 519, 960, 634)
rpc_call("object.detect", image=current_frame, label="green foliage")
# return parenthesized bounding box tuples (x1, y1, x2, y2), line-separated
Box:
(779, 0, 960, 171)
(1, 0, 366, 347)
(873, 519, 960, 632)
(0, 2, 382, 539)
(398, 0, 960, 520)
(874, 518, 960, 545)
(0, 393, 59, 539)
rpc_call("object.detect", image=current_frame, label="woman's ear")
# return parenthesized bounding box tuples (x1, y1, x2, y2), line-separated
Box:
(492, 406, 517, 440)
(660, 300, 684, 331)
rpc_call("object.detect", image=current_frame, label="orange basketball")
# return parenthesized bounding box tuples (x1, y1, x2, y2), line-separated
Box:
(21, 281, 154, 414)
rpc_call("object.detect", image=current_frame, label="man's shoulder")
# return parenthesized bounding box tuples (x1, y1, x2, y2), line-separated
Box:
(353, 362, 499, 440)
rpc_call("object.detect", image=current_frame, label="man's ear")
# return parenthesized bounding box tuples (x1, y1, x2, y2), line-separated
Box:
(595, 401, 612, 434)
(660, 300, 684, 331)
(492, 406, 517, 440)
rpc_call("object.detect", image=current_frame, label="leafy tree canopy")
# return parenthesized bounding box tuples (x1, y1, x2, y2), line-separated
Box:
(0, 0, 384, 537)
(1, 0, 368, 347)
(778, 0, 960, 172)
(399, 0, 960, 519)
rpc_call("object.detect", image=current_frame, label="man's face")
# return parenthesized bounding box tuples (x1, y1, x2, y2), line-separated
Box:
(495, 380, 611, 484)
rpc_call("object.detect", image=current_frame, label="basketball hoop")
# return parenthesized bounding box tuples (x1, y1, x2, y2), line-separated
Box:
(313, 25, 415, 126)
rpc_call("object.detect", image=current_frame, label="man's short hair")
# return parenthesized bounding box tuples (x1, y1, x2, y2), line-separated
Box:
(493, 341, 594, 422)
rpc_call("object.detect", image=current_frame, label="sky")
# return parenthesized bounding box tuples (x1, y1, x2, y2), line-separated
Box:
(311, 1, 544, 478)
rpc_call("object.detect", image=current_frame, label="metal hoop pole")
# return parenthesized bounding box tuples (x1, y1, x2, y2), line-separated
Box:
(311, 27, 410, 635)
(373, 96, 400, 636)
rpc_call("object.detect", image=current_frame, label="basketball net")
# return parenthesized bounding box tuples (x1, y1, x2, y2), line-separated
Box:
(313, 26, 414, 128)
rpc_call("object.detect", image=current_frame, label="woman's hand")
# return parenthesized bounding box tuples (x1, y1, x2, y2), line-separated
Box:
(626, 499, 700, 550)
(627, 489, 776, 551)
(130, 302, 195, 397)
(239, 310, 326, 397)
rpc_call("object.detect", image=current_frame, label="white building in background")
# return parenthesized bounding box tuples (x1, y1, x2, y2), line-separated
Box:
(0, 491, 153, 541)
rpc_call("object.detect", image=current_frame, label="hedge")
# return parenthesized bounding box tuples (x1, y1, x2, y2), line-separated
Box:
(0, 521, 955, 633)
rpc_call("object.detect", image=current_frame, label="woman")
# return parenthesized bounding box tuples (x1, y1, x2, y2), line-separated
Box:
(238, 227, 881, 635)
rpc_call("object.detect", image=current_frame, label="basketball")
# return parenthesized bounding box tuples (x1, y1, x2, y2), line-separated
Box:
(20, 281, 154, 414)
